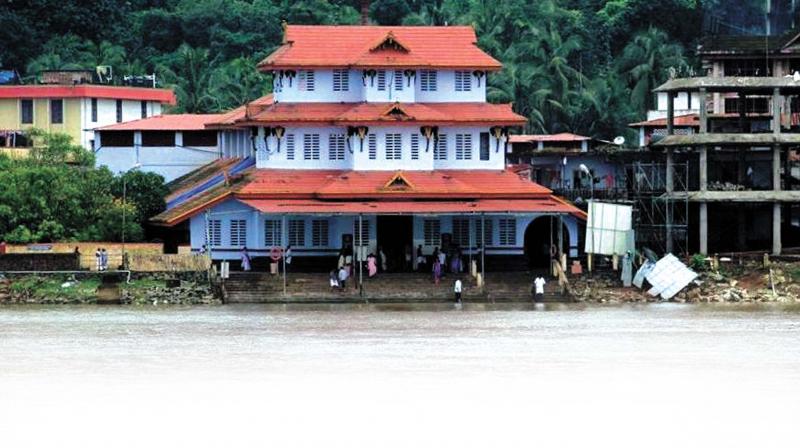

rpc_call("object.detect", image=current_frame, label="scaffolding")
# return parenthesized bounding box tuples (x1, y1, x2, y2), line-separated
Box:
(626, 160, 690, 256)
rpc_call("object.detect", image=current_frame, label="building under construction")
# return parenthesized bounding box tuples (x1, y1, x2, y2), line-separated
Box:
(652, 77, 800, 256)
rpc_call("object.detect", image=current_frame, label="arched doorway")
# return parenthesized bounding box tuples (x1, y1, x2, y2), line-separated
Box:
(524, 216, 568, 270)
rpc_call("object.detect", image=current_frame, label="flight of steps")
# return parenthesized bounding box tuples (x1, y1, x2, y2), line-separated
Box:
(221, 271, 568, 303)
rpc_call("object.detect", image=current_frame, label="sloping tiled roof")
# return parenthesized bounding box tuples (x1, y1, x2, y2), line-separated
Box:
(206, 94, 275, 128)
(95, 114, 225, 131)
(239, 198, 586, 219)
(509, 133, 590, 143)
(629, 114, 700, 128)
(154, 168, 573, 226)
(229, 101, 526, 126)
(698, 29, 800, 55)
(0, 85, 176, 104)
(258, 25, 502, 70)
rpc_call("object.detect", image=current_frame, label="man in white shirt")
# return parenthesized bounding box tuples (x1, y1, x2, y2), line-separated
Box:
(533, 276, 546, 303)
(338, 265, 349, 290)
(454, 279, 462, 303)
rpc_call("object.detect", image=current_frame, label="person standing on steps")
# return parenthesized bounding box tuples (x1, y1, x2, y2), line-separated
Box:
(454, 279, 462, 303)
(433, 257, 442, 285)
(95, 248, 102, 271)
(533, 276, 546, 303)
(415, 245, 425, 272)
(240, 247, 251, 272)
(338, 264, 349, 290)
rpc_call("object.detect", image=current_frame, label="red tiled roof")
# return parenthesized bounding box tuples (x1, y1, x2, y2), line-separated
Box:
(258, 25, 502, 70)
(509, 133, 590, 143)
(95, 114, 225, 131)
(236, 169, 551, 200)
(239, 198, 585, 218)
(0, 85, 176, 104)
(155, 168, 588, 226)
(206, 94, 275, 128)
(628, 114, 700, 128)
(228, 102, 526, 127)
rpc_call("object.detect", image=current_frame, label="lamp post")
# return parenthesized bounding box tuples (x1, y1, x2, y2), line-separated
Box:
(121, 163, 141, 270)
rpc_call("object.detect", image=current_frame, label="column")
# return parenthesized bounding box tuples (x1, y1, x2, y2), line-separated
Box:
(698, 88, 708, 255)
(665, 91, 675, 254)
(772, 88, 782, 255)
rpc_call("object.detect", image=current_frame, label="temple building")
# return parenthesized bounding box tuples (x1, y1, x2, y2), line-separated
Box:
(152, 25, 585, 271)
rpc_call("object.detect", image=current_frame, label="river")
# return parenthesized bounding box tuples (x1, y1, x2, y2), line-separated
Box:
(1, 303, 799, 447)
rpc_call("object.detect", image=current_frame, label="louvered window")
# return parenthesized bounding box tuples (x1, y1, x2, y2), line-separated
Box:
(312, 219, 329, 247)
(475, 219, 492, 247)
(420, 70, 437, 91)
(368, 134, 377, 160)
(299, 70, 315, 91)
(455, 71, 472, 92)
(230, 219, 247, 247)
(353, 220, 370, 246)
(434, 134, 448, 160)
(286, 134, 295, 160)
(328, 134, 345, 160)
(452, 219, 470, 247)
(385, 133, 402, 160)
(424, 220, 441, 246)
(393, 70, 403, 91)
(208, 219, 222, 247)
(411, 134, 420, 160)
(333, 69, 349, 92)
(498, 218, 517, 246)
(455, 133, 472, 160)
(303, 133, 320, 160)
(288, 219, 305, 246)
(264, 219, 281, 247)
(376, 70, 387, 91)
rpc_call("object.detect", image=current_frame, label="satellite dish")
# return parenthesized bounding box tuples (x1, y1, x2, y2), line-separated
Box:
(613, 136, 625, 146)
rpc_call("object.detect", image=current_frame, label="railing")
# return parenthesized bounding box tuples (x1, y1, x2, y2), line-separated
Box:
(551, 188, 630, 203)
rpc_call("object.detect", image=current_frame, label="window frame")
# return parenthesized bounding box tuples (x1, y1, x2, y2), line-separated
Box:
(303, 133, 320, 160)
(264, 219, 282, 247)
(229, 219, 248, 248)
(50, 99, 63, 124)
(288, 219, 305, 247)
(328, 133, 346, 160)
(498, 218, 517, 246)
(423, 219, 441, 246)
(420, 70, 438, 92)
(455, 133, 472, 160)
(434, 134, 448, 160)
(455, 71, 472, 92)
(385, 133, 402, 160)
(115, 99, 123, 123)
(208, 219, 222, 247)
(20, 99, 34, 124)
(311, 219, 330, 247)
(91, 98, 98, 123)
(333, 69, 349, 92)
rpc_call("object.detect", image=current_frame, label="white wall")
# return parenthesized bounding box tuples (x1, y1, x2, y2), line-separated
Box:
(84, 98, 162, 149)
(220, 129, 253, 158)
(273, 69, 486, 103)
(96, 130, 219, 182)
(649, 91, 700, 120)
(255, 125, 503, 171)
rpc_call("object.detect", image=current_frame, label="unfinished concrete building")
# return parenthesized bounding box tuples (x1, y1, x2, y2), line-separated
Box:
(652, 77, 800, 255)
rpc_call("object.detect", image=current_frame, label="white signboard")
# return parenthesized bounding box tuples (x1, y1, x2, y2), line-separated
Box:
(584, 201, 633, 255)
(644, 254, 698, 300)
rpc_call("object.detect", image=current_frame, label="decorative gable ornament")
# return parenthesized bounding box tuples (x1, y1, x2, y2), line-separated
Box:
(420, 126, 439, 152)
(381, 171, 415, 191)
(363, 69, 377, 87)
(490, 126, 509, 153)
(370, 31, 410, 53)
(403, 69, 416, 87)
(384, 103, 413, 120)
(472, 70, 485, 87)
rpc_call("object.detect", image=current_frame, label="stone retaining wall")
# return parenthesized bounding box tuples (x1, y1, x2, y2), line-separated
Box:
(0, 253, 79, 271)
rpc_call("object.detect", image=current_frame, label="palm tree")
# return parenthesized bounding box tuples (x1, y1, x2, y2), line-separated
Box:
(157, 44, 216, 113)
(618, 27, 687, 114)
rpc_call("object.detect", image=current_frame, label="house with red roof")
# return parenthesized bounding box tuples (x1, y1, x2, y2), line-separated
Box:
(0, 71, 175, 155)
(151, 24, 584, 272)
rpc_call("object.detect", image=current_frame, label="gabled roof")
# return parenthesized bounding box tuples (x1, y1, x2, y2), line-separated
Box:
(0, 85, 176, 104)
(225, 101, 526, 127)
(509, 133, 590, 144)
(629, 114, 700, 128)
(153, 168, 578, 226)
(258, 25, 502, 71)
(95, 114, 225, 131)
(206, 93, 274, 129)
(698, 29, 800, 56)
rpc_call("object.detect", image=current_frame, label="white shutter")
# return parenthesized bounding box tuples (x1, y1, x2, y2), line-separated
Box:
(304, 134, 320, 160)
(393, 70, 403, 91)
(312, 219, 329, 247)
(264, 219, 281, 247)
(498, 218, 517, 246)
(385, 133, 401, 160)
(424, 219, 441, 246)
(368, 134, 377, 160)
(456, 133, 472, 160)
(377, 70, 387, 91)
(286, 134, 295, 160)
(435, 134, 448, 160)
(289, 219, 305, 246)
(328, 134, 345, 160)
(209, 220, 222, 247)
(230, 219, 247, 247)
(333, 69, 349, 92)
(411, 134, 419, 160)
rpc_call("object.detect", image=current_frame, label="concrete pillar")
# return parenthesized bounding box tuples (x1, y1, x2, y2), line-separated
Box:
(773, 203, 782, 256)
(773, 145, 782, 191)
(698, 88, 708, 134)
(699, 145, 708, 255)
(773, 87, 781, 135)
(738, 91, 748, 133)
(666, 92, 675, 135)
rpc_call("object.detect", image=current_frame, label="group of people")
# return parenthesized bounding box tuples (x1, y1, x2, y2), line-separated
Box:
(237, 245, 293, 273)
(426, 246, 464, 285)
(94, 248, 110, 271)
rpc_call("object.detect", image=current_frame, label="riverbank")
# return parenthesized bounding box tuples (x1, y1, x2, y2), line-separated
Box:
(571, 260, 800, 304)
(0, 272, 220, 305)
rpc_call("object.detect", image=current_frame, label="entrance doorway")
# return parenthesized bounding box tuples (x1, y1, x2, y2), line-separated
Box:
(524, 216, 568, 270)
(377, 215, 413, 272)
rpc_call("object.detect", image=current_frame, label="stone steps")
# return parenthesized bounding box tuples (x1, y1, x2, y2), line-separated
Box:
(221, 272, 567, 303)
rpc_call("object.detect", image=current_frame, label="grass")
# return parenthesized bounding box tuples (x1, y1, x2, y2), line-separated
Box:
(9, 275, 101, 302)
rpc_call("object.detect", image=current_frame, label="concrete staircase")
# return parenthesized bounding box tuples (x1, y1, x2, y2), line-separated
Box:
(220, 272, 568, 304)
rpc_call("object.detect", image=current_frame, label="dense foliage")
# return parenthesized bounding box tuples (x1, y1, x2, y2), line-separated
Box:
(0, 132, 167, 243)
(0, 0, 775, 139)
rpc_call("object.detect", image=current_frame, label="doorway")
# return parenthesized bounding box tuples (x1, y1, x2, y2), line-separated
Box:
(377, 215, 413, 272)
(524, 216, 568, 270)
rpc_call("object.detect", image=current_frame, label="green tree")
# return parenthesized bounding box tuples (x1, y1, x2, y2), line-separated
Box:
(617, 27, 687, 114)
(370, 0, 411, 25)
(156, 44, 217, 113)
(111, 171, 169, 224)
